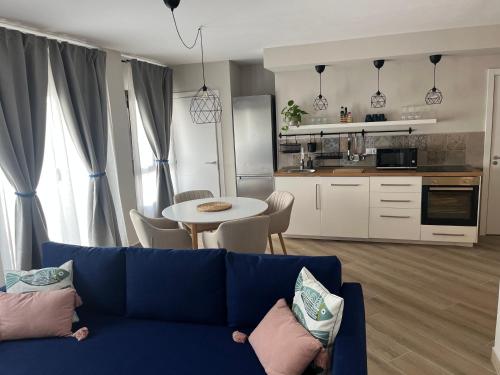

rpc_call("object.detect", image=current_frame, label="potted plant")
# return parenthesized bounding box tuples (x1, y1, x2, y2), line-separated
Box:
(281, 100, 308, 131)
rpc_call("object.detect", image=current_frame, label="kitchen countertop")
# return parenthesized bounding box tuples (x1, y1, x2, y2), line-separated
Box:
(274, 167, 483, 177)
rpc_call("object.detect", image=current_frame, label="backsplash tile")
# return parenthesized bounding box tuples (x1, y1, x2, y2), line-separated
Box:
(278, 131, 484, 169)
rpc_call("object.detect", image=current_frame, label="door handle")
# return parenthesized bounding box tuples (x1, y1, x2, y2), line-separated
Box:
(331, 184, 361, 187)
(432, 233, 465, 237)
(380, 215, 411, 219)
(381, 183, 412, 187)
(380, 199, 411, 203)
(205, 161, 217, 165)
(315, 184, 320, 210)
(493, 155, 500, 160)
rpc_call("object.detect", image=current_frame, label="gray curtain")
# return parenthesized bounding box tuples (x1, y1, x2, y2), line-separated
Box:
(48, 41, 121, 247)
(0, 28, 49, 270)
(131, 60, 174, 217)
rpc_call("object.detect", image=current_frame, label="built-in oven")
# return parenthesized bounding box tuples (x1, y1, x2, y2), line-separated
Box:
(421, 177, 480, 226)
(376, 148, 418, 169)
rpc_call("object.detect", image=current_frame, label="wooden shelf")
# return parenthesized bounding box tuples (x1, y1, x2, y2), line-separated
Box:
(284, 119, 437, 135)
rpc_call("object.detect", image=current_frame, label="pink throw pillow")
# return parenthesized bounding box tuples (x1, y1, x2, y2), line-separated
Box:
(249, 298, 322, 375)
(0, 288, 80, 342)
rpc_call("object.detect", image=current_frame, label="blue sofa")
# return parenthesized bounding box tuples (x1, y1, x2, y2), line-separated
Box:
(0, 242, 367, 375)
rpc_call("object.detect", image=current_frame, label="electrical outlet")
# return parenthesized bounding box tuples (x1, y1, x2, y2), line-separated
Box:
(366, 148, 377, 155)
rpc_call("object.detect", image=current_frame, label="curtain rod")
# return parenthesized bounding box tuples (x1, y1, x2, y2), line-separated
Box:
(0, 19, 167, 67)
(0, 19, 98, 49)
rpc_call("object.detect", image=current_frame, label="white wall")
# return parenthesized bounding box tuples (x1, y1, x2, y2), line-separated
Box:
(171, 61, 236, 196)
(236, 63, 275, 96)
(274, 53, 500, 134)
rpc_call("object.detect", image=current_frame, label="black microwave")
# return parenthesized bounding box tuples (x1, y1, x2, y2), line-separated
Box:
(376, 148, 418, 169)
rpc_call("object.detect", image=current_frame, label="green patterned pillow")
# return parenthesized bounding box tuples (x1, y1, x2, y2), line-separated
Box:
(292, 267, 344, 373)
(5, 261, 79, 322)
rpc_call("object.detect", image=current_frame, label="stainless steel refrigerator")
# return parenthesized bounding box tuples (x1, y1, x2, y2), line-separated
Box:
(233, 95, 277, 200)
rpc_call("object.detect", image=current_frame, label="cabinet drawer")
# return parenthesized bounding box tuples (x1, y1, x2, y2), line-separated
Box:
(322, 177, 369, 191)
(369, 208, 421, 240)
(370, 177, 422, 193)
(421, 225, 477, 243)
(370, 192, 421, 209)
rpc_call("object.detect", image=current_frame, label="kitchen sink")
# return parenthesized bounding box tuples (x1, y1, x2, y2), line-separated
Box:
(286, 169, 316, 173)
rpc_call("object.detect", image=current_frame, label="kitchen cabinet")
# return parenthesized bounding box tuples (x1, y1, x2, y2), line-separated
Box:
(274, 177, 321, 236)
(369, 207, 421, 240)
(421, 225, 477, 243)
(320, 177, 369, 238)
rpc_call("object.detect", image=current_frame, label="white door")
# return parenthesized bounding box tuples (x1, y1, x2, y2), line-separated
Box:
(274, 177, 321, 236)
(171, 93, 221, 197)
(321, 177, 369, 238)
(487, 75, 500, 234)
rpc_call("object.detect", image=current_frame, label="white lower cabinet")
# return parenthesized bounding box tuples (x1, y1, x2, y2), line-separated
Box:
(320, 177, 369, 238)
(274, 177, 321, 236)
(421, 225, 478, 243)
(369, 207, 421, 240)
(276, 175, 476, 244)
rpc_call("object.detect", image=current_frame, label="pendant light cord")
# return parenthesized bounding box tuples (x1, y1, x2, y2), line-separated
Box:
(171, 10, 201, 49)
(319, 72, 322, 96)
(377, 68, 380, 93)
(200, 28, 206, 88)
(433, 64, 437, 89)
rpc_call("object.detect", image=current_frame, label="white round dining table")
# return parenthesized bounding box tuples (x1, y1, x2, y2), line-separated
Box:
(162, 197, 268, 249)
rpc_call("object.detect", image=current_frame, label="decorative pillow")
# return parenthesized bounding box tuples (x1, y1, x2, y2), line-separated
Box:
(4, 261, 79, 322)
(0, 289, 80, 342)
(292, 267, 344, 373)
(249, 298, 322, 375)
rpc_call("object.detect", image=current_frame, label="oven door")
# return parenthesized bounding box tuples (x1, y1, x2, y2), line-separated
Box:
(421, 185, 479, 226)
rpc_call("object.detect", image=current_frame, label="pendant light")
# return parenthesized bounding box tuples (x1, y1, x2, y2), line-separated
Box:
(164, 0, 222, 124)
(371, 59, 386, 108)
(425, 54, 443, 105)
(312, 65, 328, 111)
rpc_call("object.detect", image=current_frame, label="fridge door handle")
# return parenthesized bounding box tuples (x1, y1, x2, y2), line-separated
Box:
(205, 161, 217, 165)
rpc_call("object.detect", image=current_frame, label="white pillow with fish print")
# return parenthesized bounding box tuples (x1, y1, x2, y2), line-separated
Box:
(4, 261, 79, 322)
(292, 267, 344, 373)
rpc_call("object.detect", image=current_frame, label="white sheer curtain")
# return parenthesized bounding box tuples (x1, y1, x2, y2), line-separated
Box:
(37, 70, 89, 246)
(125, 64, 177, 218)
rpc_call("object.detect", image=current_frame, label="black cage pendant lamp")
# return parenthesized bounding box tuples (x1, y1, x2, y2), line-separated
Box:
(164, 0, 222, 124)
(312, 65, 328, 111)
(425, 54, 443, 105)
(371, 59, 386, 108)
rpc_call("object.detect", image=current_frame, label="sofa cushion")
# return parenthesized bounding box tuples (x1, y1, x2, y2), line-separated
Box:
(42, 242, 126, 316)
(0, 312, 266, 375)
(226, 253, 342, 328)
(126, 248, 227, 325)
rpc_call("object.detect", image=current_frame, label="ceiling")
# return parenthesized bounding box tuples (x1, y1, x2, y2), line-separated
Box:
(1, 0, 500, 65)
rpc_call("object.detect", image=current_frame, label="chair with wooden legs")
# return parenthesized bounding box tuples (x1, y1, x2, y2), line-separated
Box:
(263, 191, 294, 255)
(173, 190, 219, 232)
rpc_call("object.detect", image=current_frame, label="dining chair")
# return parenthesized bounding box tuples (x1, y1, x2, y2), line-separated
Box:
(264, 191, 295, 255)
(202, 216, 270, 254)
(173, 190, 219, 232)
(130, 209, 192, 249)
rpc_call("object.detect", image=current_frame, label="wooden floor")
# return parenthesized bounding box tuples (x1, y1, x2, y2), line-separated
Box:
(268, 235, 500, 375)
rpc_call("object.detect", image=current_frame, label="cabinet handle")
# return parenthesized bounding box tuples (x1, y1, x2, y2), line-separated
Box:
(381, 183, 412, 186)
(380, 199, 411, 203)
(331, 184, 360, 187)
(380, 215, 411, 219)
(432, 233, 466, 237)
(315, 184, 320, 210)
(429, 187, 474, 191)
